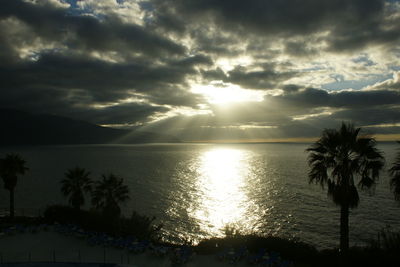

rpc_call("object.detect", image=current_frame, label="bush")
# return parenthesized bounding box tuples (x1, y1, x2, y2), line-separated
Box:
(197, 227, 317, 263)
(118, 211, 163, 240)
(43, 205, 80, 224)
(43, 205, 162, 241)
(369, 226, 400, 251)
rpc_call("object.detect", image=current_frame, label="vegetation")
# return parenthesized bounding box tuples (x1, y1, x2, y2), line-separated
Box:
(307, 123, 384, 253)
(389, 141, 400, 201)
(61, 167, 92, 211)
(197, 231, 317, 261)
(3, 135, 400, 265)
(42, 204, 162, 241)
(118, 211, 163, 240)
(0, 153, 29, 218)
(91, 173, 130, 218)
(2, 210, 400, 267)
(196, 225, 400, 267)
(369, 226, 400, 252)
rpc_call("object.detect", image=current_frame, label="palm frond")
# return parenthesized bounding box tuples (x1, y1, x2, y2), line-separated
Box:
(91, 173, 130, 216)
(306, 122, 384, 208)
(0, 154, 29, 191)
(60, 167, 92, 209)
(389, 141, 400, 201)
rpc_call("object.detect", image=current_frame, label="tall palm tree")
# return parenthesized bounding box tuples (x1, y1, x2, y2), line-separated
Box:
(92, 173, 130, 218)
(389, 141, 400, 201)
(307, 123, 384, 252)
(0, 154, 29, 218)
(61, 167, 92, 211)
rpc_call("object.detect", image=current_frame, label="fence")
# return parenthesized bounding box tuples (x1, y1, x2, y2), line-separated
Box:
(0, 208, 43, 218)
(0, 247, 140, 264)
(0, 207, 143, 218)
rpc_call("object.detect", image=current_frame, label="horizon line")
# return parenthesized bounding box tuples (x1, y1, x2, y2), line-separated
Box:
(184, 134, 400, 144)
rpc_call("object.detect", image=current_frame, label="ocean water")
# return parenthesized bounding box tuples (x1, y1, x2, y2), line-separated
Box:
(0, 143, 399, 249)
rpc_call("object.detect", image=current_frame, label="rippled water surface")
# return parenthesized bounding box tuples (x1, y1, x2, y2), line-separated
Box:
(0, 143, 399, 249)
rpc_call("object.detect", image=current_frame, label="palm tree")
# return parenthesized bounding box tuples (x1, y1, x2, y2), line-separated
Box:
(61, 167, 92, 211)
(0, 154, 29, 218)
(307, 123, 384, 252)
(389, 141, 400, 201)
(92, 173, 130, 218)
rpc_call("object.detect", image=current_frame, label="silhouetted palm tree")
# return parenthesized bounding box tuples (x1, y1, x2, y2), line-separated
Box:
(389, 141, 400, 201)
(307, 123, 384, 252)
(92, 173, 130, 218)
(61, 167, 92, 211)
(0, 154, 29, 218)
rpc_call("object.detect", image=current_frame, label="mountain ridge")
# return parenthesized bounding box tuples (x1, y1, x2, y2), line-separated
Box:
(0, 109, 180, 145)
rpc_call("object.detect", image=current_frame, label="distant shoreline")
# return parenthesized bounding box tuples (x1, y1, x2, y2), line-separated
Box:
(1, 140, 398, 147)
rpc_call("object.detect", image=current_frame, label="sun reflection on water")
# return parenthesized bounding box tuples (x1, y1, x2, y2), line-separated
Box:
(190, 148, 256, 237)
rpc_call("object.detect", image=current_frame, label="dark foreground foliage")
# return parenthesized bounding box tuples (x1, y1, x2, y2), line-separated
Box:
(197, 234, 317, 264)
(196, 230, 400, 267)
(1, 211, 400, 267)
(368, 226, 400, 252)
(43, 205, 162, 240)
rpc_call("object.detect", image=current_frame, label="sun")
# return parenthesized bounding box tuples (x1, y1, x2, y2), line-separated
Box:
(191, 82, 265, 105)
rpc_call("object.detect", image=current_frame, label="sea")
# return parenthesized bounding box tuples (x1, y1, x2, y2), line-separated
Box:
(0, 143, 399, 249)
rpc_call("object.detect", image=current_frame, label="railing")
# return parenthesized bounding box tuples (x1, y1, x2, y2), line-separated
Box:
(0, 207, 140, 218)
(0, 248, 139, 264)
(0, 224, 172, 265)
(0, 208, 169, 264)
(0, 208, 43, 218)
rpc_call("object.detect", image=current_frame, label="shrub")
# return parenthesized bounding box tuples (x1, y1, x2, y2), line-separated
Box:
(118, 211, 163, 240)
(369, 226, 400, 251)
(42, 205, 162, 241)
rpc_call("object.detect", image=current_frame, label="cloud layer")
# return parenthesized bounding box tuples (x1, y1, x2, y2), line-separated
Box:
(1, 0, 399, 140)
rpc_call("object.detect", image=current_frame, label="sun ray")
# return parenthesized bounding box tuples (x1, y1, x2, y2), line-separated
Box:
(191, 83, 265, 105)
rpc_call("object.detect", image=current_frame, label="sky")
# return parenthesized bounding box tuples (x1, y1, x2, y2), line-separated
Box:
(1, 0, 400, 142)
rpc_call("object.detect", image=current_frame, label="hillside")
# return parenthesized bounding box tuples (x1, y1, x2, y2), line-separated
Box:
(0, 109, 180, 145)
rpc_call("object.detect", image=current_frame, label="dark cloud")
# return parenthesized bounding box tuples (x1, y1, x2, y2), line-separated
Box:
(201, 68, 226, 81)
(271, 87, 400, 108)
(227, 66, 297, 89)
(201, 64, 297, 90)
(143, 85, 206, 107)
(0, 30, 18, 66)
(282, 84, 302, 93)
(327, 4, 400, 52)
(146, 11, 187, 34)
(0, 0, 399, 140)
(78, 103, 169, 125)
(0, 50, 210, 124)
(0, 0, 216, 126)
(153, 0, 384, 34)
(330, 106, 400, 126)
(271, 88, 330, 107)
(332, 90, 400, 107)
(0, 51, 209, 100)
(0, 0, 185, 57)
(284, 41, 318, 57)
(151, 0, 399, 53)
(0, 81, 168, 126)
(189, 28, 244, 56)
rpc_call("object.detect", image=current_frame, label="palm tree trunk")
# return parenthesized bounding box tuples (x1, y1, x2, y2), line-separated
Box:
(9, 188, 14, 218)
(340, 203, 349, 252)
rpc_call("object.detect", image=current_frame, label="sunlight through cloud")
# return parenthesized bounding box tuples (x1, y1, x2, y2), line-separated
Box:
(191, 83, 265, 105)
